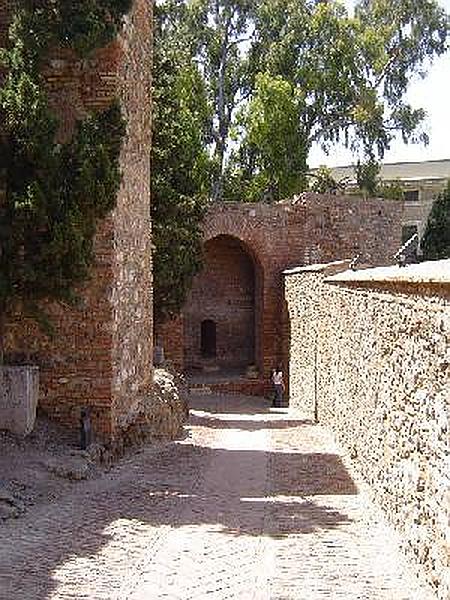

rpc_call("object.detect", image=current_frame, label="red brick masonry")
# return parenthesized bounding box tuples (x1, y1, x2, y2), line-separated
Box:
(2, 0, 153, 441)
(157, 194, 403, 396)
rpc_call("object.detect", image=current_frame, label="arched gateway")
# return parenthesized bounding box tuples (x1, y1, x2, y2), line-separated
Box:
(155, 198, 403, 398)
(184, 235, 262, 375)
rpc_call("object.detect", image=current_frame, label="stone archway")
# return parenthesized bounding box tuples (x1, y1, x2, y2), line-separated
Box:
(184, 235, 262, 374)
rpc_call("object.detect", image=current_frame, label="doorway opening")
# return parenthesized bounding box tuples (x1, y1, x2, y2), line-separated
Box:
(184, 234, 262, 376)
(201, 320, 217, 358)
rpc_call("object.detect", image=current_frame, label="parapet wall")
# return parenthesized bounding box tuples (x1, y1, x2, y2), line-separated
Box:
(285, 260, 450, 597)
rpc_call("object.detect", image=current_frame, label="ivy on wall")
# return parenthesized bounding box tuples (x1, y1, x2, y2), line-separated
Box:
(0, 1, 131, 359)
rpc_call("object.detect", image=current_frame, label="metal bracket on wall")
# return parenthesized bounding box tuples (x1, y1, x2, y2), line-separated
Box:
(393, 233, 419, 267)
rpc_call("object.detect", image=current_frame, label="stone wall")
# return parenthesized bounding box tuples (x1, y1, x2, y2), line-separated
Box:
(1, 0, 153, 441)
(117, 369, 188, 450)
(159, 193, 404, 392)
(155, 316, 185, 373)
(285, 260, 450, 598)
(111, 0, 153, 431)
(0, 367, 39, 436)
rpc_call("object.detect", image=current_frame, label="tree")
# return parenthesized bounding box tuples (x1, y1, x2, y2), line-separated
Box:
(353, 159, 405, 200)
(309, 166, 344, 195)
(251, 0, 448, 159)
(227, 73, 308, 202)
(162, 0, 448, 202)
(151, 2, 213, 322)
(421, 183, 450, 260)
(376, 180, 404, 201)
(0, 3, 129, 362)
(355, 158, 381, 198)
(187, 0, 256, 201)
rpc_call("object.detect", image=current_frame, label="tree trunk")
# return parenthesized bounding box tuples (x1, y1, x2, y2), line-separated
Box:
(0, 311, 6, 366)
(212, 15, 231, 202)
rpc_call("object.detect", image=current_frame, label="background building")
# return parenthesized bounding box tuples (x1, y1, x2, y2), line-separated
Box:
(328, 159, 450, 246)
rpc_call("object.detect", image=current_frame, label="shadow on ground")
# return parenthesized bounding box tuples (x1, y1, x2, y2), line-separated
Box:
(190, 411, 314, 431)
(189, 394, 276, 415)
(0, 395, 357, 600)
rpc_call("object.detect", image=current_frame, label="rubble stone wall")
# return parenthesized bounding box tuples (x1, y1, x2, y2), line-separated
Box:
(1, 0, 153, 441)
(111, 0, 153, 431)
(285, 262, 450, 598)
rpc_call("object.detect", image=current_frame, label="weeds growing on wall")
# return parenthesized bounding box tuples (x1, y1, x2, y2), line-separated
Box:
(0, 1, 131, 362)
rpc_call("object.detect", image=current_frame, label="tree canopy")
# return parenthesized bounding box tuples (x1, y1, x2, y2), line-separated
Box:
(156, 0, 448, 202)
(228, 72, 308, 202)
(151, 1, 212, 322)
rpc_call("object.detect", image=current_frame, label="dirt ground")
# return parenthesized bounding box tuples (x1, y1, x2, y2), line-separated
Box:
(0, 368, 188, 522)
(0, 412, 106, 521)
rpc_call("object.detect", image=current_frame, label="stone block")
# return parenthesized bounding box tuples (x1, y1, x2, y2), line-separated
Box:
(0, 366, 39, 436)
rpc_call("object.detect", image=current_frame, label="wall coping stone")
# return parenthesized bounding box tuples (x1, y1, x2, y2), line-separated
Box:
(325, 259, 450, 286)
(207, 192, 402, 217)
(283, 259, 351, 276)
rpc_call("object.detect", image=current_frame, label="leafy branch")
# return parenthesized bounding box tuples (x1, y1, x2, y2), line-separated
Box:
(0, 0, 131, 362)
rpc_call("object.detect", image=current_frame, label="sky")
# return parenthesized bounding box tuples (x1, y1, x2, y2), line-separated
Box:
(308, 0, 450, 168)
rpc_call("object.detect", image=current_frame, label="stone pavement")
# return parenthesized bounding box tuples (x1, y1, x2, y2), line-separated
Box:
(0, 394, 436, 599)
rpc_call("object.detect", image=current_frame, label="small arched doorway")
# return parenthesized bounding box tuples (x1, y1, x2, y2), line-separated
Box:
(201, 320, 217, 358)
(184, 234, 262, 374)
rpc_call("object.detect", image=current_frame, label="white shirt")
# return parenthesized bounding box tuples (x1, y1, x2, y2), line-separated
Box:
(272, 371, 283, 385)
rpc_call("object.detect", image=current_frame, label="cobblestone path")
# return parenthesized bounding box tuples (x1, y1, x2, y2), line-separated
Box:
(0, 394, 435, 600)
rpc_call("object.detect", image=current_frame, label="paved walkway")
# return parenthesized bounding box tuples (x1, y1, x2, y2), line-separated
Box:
(0, 394, 435, 600)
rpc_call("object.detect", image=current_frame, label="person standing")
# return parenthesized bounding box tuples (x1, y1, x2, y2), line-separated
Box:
(272, 366, 284, 408)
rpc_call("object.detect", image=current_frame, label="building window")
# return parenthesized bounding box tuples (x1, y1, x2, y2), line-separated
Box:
(403, 189, 419, 202)
(201, 320, 217, 358)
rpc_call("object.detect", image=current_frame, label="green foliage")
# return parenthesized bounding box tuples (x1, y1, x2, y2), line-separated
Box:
(355, 158, 381, 198)
(353, 159, 406, 200)
(310, 166, 344, 195)
(152, 3, 212, 322)
(253, 0, 448, 158)
(56, 0, 133, 55)
(421, 183, 450, 260)
(187, 0, 255, 200)
(0, 1, 130, 352)
(11, 0, 133, 57)
(377, 180, 404, 201)
(161, 0, 448, 202)
(0, 98, 125, 313)
(227, 73, 308, 202)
